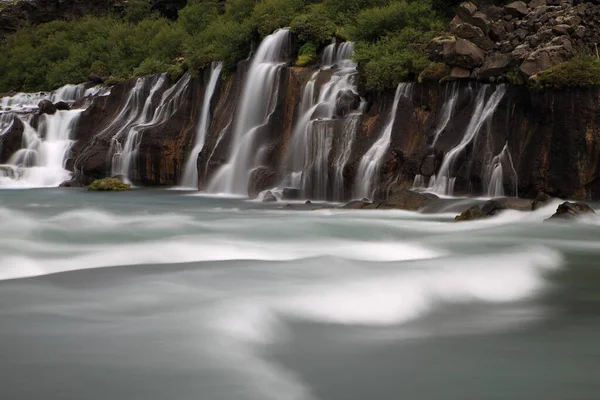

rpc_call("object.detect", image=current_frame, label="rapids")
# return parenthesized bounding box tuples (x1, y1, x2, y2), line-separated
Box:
(1, 189, 599, 400)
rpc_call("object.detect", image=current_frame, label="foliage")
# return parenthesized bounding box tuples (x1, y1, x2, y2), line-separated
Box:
(419, 62, 449, 83)
(0, 0, 448, 92)
(88, 178, 131, 191)
(290, 6, 335, 48)
(535, 56, 600, 89)
(296, 43, 318, 66)
(90, 60, 110, 77)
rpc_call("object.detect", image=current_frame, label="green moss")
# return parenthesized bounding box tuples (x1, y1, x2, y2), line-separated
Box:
(535, 56, 600, 89)
(296, 43, 317, 67)
(418, 62, 449, 83)
(88, 178, 131, 192)
(506, 69, 525, 86)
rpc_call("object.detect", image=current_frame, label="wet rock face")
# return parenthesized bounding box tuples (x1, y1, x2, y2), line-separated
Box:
(151, 0, 188, 19)
(0, 116, 24, 163)
(428, 1, 600, 82)
(455, 205, 486, 221)
(547, 201, 596, 220)
(248, 167, 278, 199)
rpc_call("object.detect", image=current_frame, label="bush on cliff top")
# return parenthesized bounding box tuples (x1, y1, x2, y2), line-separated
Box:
(88, 178, 131, 192)
(535, 56, 600, 89)
(0, 0, 448, 93)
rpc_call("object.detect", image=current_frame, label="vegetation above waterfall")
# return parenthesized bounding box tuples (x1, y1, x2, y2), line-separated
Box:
(0, 0, 552, 93)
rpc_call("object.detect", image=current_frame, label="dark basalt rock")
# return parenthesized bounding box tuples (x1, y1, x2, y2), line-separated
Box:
(531, 192, 552, 210)
(0, 116, 24, 163)
(248, 167, 278, 199)
(38, 99, 56, 115)
(54, 101, 71, 111)
(59, 180, 84, 188)
(481, 197, 532, 215)
(282, 187, 301, 200)
(335, 89, 361, 118)
(546, 201, 596, 220)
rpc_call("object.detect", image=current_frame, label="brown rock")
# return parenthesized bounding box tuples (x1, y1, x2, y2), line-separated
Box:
(520, 49, 552, 76)
(456, 2, 478, 21)
(455, 205, 486, 221)
(427, 35, 456, 63)
(477, 53, 514, 78)
(248, 167, 278, 198)
(531, 192, 552, 210)
(504, 1, 529, 17)
(443, 38, 486, 69)
(38, 99, 57, 115)
(376, 189, 436, 211)
(546, 201, 596, 221)
(450, 67, 471, 79)
(489, 23, 507, 42)
(529, 0, 547, 7)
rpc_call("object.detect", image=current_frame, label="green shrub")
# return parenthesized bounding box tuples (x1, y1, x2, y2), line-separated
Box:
(296, 43, 318, 66)
(419, 62, 449, 83)
(290, 7, 335, 47)
(88, 178, 131, 191)
(535, 56, 600, 89)
(124, 0, 154, 23)
(250, 0, 305, 37)
(90, 60, 110, 77)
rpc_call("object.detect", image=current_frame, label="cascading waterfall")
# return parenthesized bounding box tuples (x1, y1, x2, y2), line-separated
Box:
(180, 62, 223, 189)
(109, 74, 170, 181)
(280, 39, 362, 200)
(483, 142, 518, 197)
(207, 29, 291, 195)
(353, 83, 414, 200)
(431, 82, 461, 147)
(428, 85, 507, 196)
(0, 84, 94, 187)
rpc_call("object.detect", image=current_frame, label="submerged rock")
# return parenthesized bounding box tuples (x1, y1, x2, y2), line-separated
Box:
(54, 101, 71, 111)
(262, 191, 277, 203)
(481, 197, 531, 215)
(342, 200, 372, 209)
(87, 177, 131, 192)
(59, 180, 84, 188)
(377, 189, 436, 211)
(546, 201, 596, 221)
(455, 205, 486, 221)
(531, 192, 552, 210)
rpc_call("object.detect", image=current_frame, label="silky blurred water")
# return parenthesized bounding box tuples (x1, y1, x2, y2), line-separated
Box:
(0, 189, 599, 400)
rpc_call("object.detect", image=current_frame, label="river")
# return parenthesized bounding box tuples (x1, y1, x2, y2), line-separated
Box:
(1, 189, 599, 399)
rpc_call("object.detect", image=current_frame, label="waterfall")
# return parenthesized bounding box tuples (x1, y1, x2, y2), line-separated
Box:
(206, 29, 291, 195)
(279, 39, 362, 201)
(429, 85, 507, 196)
(0, 84, 91, 188)
(332, 114, 360, 201)
(109, 74, 170, 181)
(353, 83, 414, 200)
(483, 142, 518, 197)
(180, 62, 223, 189)
(431, 82, 461, 147)
(110, 73, 193, 183)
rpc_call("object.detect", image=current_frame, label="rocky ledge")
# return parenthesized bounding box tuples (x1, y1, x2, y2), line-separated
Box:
(426, 0, 600, 83)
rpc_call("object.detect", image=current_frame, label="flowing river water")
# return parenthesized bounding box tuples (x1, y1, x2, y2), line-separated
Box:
(1, 189, 599, 399)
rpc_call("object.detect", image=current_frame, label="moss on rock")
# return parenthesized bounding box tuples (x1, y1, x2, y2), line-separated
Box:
(535, 56, 600, 89)
(88, 177, 131, 192)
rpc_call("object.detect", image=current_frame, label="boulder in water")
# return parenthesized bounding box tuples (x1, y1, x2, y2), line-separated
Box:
(262, 191, 277, 203)
(248, 167, 278, 199)
(54, 101, 71, 111)
(38, 99, 56, 115)
(87, 177, 131, 192)
(377, 189, 435, 211)
(455, 205, 486, 221)
(481, 197, 531, 215)
(531, 192, 552, 210)
(342, 200, 372, 209)
(282, 187, 301, 200)
(546, 201, 596, 221)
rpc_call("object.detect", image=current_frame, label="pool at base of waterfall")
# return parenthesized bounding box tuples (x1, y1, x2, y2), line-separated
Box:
(1, 188, 599, 400)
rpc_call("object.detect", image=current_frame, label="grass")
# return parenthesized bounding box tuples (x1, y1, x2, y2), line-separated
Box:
(535, 56, 600, 89)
